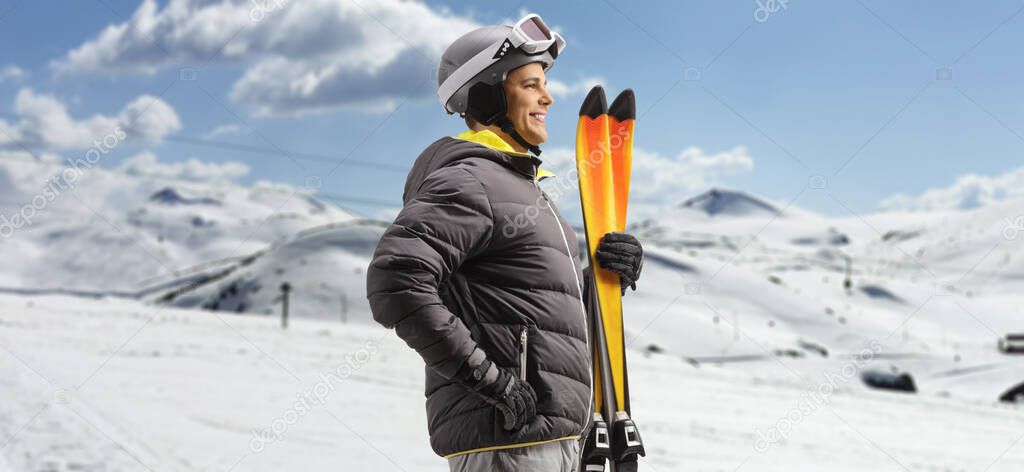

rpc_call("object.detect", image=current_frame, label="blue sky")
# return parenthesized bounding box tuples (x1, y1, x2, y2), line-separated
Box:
(1, 0, 1023, 220)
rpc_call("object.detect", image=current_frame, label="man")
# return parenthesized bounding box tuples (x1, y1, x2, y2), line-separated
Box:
(366, 14, 644, 471)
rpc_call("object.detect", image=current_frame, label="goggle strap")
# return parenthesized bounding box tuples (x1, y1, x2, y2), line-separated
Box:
(438, 37, 507, 112)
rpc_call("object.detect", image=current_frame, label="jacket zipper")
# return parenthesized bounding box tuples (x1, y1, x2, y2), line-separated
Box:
(519, 326, 529, 381)
(533, 166, 593, 431)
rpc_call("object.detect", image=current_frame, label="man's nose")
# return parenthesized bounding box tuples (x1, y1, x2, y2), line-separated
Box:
(540, 85, 553, 106)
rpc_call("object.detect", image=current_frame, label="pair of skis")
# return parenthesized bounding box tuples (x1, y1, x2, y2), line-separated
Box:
(576, 86, 645, 472)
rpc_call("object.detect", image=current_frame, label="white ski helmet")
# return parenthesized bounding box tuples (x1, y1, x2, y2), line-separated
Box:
(437, 14, 565, 154)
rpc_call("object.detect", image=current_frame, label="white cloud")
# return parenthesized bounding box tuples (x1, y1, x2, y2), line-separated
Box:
(117, 151, 250, 182)
(7, 89, 115, 149)
(202, 124, 243, 139)
(228, 49, 434, 116)
(53, 0, 482, 116)
(0, 64, 25, 83)
(0, 88, 180, 150)
(118, 94, 183, 140)
(880, 166, 1024, 211)
(539, 144, 755, 219)
(547, 77, 604, 99)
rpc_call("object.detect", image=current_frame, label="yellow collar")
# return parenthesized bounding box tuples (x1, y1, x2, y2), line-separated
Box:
(453, 129, 557, 181)
(454, 129, 531, 157)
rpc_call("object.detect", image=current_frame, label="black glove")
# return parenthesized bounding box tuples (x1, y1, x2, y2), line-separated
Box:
(595, 232, 643, 295)
(456, 359, 537, 431)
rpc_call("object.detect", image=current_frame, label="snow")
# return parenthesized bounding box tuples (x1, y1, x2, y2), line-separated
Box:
(2, 294, 1023, 471)
(0, 153, 357, 292)
(622, 188, 1024, 403)
(2, 156, 1024, 469)
(162, 220, 385, 322)
(678, 187, 784, 217)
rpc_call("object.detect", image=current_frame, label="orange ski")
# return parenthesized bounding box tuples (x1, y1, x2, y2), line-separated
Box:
(577, 86, 644, 472)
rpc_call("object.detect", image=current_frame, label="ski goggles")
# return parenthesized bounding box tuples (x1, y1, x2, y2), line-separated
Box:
(508, 14, 565, 57)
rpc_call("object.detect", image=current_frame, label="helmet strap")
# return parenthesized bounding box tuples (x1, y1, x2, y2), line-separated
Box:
(465, 82, 543, 156)
(496, 116, 542, 156)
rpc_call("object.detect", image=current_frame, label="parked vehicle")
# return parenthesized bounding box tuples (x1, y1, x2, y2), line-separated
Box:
(998, 334, 1024, 354)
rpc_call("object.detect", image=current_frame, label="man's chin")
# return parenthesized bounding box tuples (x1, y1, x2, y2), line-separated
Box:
(525, 130, 547, 146)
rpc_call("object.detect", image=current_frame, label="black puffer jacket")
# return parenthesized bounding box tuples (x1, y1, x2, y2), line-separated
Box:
(366, 134, 591, 458)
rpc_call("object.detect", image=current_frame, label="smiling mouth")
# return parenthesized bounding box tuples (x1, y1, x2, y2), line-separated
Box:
(529, 112, 546, 124)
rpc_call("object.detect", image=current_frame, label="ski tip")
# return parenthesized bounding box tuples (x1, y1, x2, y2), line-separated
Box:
(609, 89, 636, 121)
(579, 85, 607, 119)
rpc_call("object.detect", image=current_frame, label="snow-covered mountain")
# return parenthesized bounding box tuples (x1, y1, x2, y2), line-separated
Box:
(2, 153, 1023, 406)
(679, 187, 784, 217)
(159, 220, 387, 322)
(0, 153, 357, 292)
(622, 186, 1024, 403)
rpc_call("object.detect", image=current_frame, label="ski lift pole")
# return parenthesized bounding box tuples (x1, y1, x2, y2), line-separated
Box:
(843, 253, 852, 295)
(280, 282, 291, 329)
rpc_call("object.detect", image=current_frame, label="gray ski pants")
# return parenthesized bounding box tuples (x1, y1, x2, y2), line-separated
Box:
(447, 438, 580, 472)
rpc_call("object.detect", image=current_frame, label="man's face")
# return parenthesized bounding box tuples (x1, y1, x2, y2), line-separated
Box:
(502, 62, 554, 146)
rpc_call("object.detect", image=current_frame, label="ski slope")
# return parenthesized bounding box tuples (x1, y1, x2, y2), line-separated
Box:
(2, 154, 1023, 404)
(621, 188, 1024, 403)
(1, 293, 1023, 471)
(3, 155, 1024, 469)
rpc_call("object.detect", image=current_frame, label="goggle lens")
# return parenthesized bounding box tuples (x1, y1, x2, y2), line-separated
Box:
(520, 16, 552, 41)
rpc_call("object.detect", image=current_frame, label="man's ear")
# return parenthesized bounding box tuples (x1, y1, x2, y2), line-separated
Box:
(466, 82, 508, 126)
